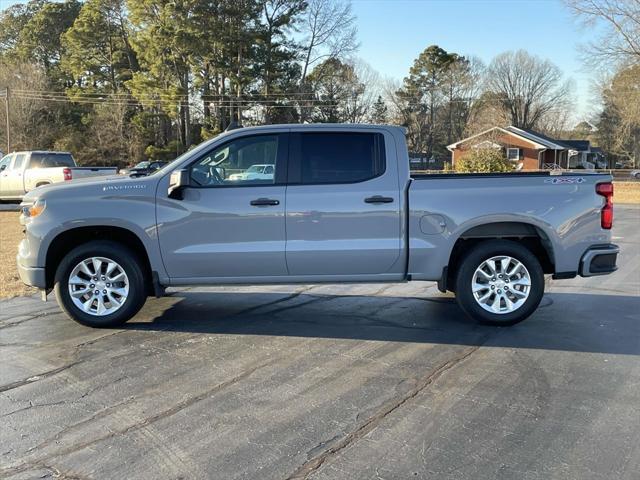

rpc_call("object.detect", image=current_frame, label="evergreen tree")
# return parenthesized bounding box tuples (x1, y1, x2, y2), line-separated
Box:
(62, 0, 138, 92)
(370, 95, 388, 124)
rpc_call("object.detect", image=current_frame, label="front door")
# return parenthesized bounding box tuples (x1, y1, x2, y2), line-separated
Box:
(6, 153, 26, 196)
(0, 154, 13, 197)
(157, 133, 288, 280)
(285, 130, 403, 277)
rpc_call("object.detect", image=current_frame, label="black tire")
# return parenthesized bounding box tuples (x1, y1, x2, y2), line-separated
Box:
(54, 241, 147, 328)
(454, 240, 544, 326)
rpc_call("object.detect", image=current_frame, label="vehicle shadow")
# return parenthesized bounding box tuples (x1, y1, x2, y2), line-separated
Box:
(125, 291, 640, 356)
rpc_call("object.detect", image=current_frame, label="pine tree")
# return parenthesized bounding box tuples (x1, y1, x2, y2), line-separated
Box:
(370, 96, 388, 124)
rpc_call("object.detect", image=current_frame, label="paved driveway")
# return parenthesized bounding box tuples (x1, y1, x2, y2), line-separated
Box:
(1, 206, 639, 479)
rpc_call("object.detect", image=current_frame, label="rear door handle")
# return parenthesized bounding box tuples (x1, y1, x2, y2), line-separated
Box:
(364, 195, 394, 204)
(250, 198, 280, 206)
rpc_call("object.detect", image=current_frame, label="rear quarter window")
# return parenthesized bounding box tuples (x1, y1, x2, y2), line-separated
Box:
(30, 153, 75, 168)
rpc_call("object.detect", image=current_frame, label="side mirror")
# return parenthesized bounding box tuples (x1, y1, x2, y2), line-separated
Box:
(168, 169, 189, 199)
(0, 164, 6, 172)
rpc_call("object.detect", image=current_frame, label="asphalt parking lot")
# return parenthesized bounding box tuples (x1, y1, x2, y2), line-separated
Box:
(1, 206, 639, 479)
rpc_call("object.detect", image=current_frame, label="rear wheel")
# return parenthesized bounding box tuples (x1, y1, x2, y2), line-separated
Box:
(455, 240, 544, 326)
(54, 241, 147, 328)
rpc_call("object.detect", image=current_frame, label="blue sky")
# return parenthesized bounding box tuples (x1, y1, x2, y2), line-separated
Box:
(0, 0, 597, 119)
(352, 0, 597, 119)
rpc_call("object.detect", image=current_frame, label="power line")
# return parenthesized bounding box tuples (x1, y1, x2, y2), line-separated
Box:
(0, 87, 9, 153)
(12, 91, 478, 109)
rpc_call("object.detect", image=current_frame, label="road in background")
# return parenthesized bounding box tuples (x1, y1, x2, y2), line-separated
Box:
(1, 206, 638, 479)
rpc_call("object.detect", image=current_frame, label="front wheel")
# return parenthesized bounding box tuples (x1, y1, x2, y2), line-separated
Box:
(455, 240, 544, 326)
(54, 241, 147, 328)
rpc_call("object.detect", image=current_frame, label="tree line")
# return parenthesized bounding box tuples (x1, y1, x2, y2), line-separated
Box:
(0, 0, 637, 168)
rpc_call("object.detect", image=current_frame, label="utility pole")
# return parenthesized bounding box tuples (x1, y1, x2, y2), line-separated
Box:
(0, 87, 9, 153)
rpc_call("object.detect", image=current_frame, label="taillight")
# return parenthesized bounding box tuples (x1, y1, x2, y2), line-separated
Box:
(596, 182, 613, 229)
(63, 167, 72, 181)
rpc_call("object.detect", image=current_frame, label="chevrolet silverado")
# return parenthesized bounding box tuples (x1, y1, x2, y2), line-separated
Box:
(16, 124, 618, 327)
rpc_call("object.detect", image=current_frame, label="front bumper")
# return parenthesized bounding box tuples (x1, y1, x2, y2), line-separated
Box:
(16, 258, 46, 289)
(579, 244, 619, 277)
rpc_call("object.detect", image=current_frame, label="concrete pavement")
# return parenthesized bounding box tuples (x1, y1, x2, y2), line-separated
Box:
(1, 206, 638, 479)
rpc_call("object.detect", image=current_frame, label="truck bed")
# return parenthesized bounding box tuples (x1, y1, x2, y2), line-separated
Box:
(406, 171, 612, 281)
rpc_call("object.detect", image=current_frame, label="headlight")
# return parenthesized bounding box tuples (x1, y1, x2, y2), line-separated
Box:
(21, 199, 46, 219)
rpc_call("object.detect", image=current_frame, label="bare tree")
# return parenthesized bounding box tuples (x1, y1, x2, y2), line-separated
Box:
(565, 0, 640, 66)
(441, 55, 484, 143)
(343, 60, 381, 123)
(299, 0, 358, 84)
(0, 61, 55, 151)
(485, 50, 572, 130)
(598, 64, 640, 166)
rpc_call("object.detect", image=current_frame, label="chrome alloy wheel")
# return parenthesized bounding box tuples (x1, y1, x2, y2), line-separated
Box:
(471, 255, 531, 315)
(67, 257, 130, 316)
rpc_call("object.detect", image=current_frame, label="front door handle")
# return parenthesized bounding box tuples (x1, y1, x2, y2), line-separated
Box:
(250, 198, 280, 206)
(364, 195, 394, 204)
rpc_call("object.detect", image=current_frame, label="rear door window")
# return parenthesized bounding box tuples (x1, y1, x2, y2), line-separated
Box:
(292, 132, 385, 185)
(11, 154, 26, 170)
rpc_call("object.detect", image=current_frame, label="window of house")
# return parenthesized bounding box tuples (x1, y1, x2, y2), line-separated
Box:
(507, 148, 521, 161)
(297, 132, 385, 184)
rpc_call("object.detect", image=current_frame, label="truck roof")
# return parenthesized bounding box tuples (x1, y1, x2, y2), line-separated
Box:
(11, 151, 73, 155)
(224, 123, 405, 134)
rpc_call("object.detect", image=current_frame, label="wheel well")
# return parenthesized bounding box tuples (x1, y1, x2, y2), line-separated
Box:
(45, 226, 153, 292)
(35, 182, 50, 188)
(446, 222, 555, 290)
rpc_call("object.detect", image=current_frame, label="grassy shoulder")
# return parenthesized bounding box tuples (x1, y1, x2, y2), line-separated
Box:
(0, 212, 34, 299)
(614, 182, 640, 204)
(0, 181, 638, 300)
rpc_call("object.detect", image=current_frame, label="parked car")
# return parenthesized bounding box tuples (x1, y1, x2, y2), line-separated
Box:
(228, 164, 275, 181)
(16, 124, 618, 328)
(630, 170, 640, 179)
(0, 151, 117, 201)
(119, 161, 167, 177)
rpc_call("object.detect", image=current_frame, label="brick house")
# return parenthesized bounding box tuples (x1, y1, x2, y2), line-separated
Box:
(447, 126, 607, 170)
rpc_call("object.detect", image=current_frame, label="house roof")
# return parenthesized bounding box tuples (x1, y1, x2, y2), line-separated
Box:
(448, 125, 592, 152)
(505, 126, 569, 150)
(558, 139, 590, 151)
(446, 126, 548, 151)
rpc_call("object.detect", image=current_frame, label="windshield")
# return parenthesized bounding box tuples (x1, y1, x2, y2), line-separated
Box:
(134, 161, 150, 169)
(246, 165, 263, 173)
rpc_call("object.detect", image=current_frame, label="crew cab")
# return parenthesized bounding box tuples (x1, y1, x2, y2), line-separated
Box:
(0, 151, 117, 200)
(16, 124, 618, 328)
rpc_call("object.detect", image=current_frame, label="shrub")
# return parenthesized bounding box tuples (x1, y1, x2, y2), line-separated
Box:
(454, 149, 515, 173)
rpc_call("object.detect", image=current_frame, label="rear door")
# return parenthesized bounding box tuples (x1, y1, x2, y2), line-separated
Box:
(285, 129, 403, 278)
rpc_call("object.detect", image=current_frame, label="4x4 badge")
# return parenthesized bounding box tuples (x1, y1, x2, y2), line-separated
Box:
(544, 177, 585, 184)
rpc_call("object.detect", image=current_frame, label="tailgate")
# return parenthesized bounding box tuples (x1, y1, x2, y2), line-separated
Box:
(72, 167, 118, 178)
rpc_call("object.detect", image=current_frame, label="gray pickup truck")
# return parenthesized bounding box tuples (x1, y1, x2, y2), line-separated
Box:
(16, 124, 618, 328)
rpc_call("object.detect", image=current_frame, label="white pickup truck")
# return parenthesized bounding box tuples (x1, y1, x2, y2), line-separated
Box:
(0, 151, 117, 201)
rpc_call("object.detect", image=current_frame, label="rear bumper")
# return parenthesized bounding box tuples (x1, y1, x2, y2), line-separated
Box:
(579, 244, 619, 277)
